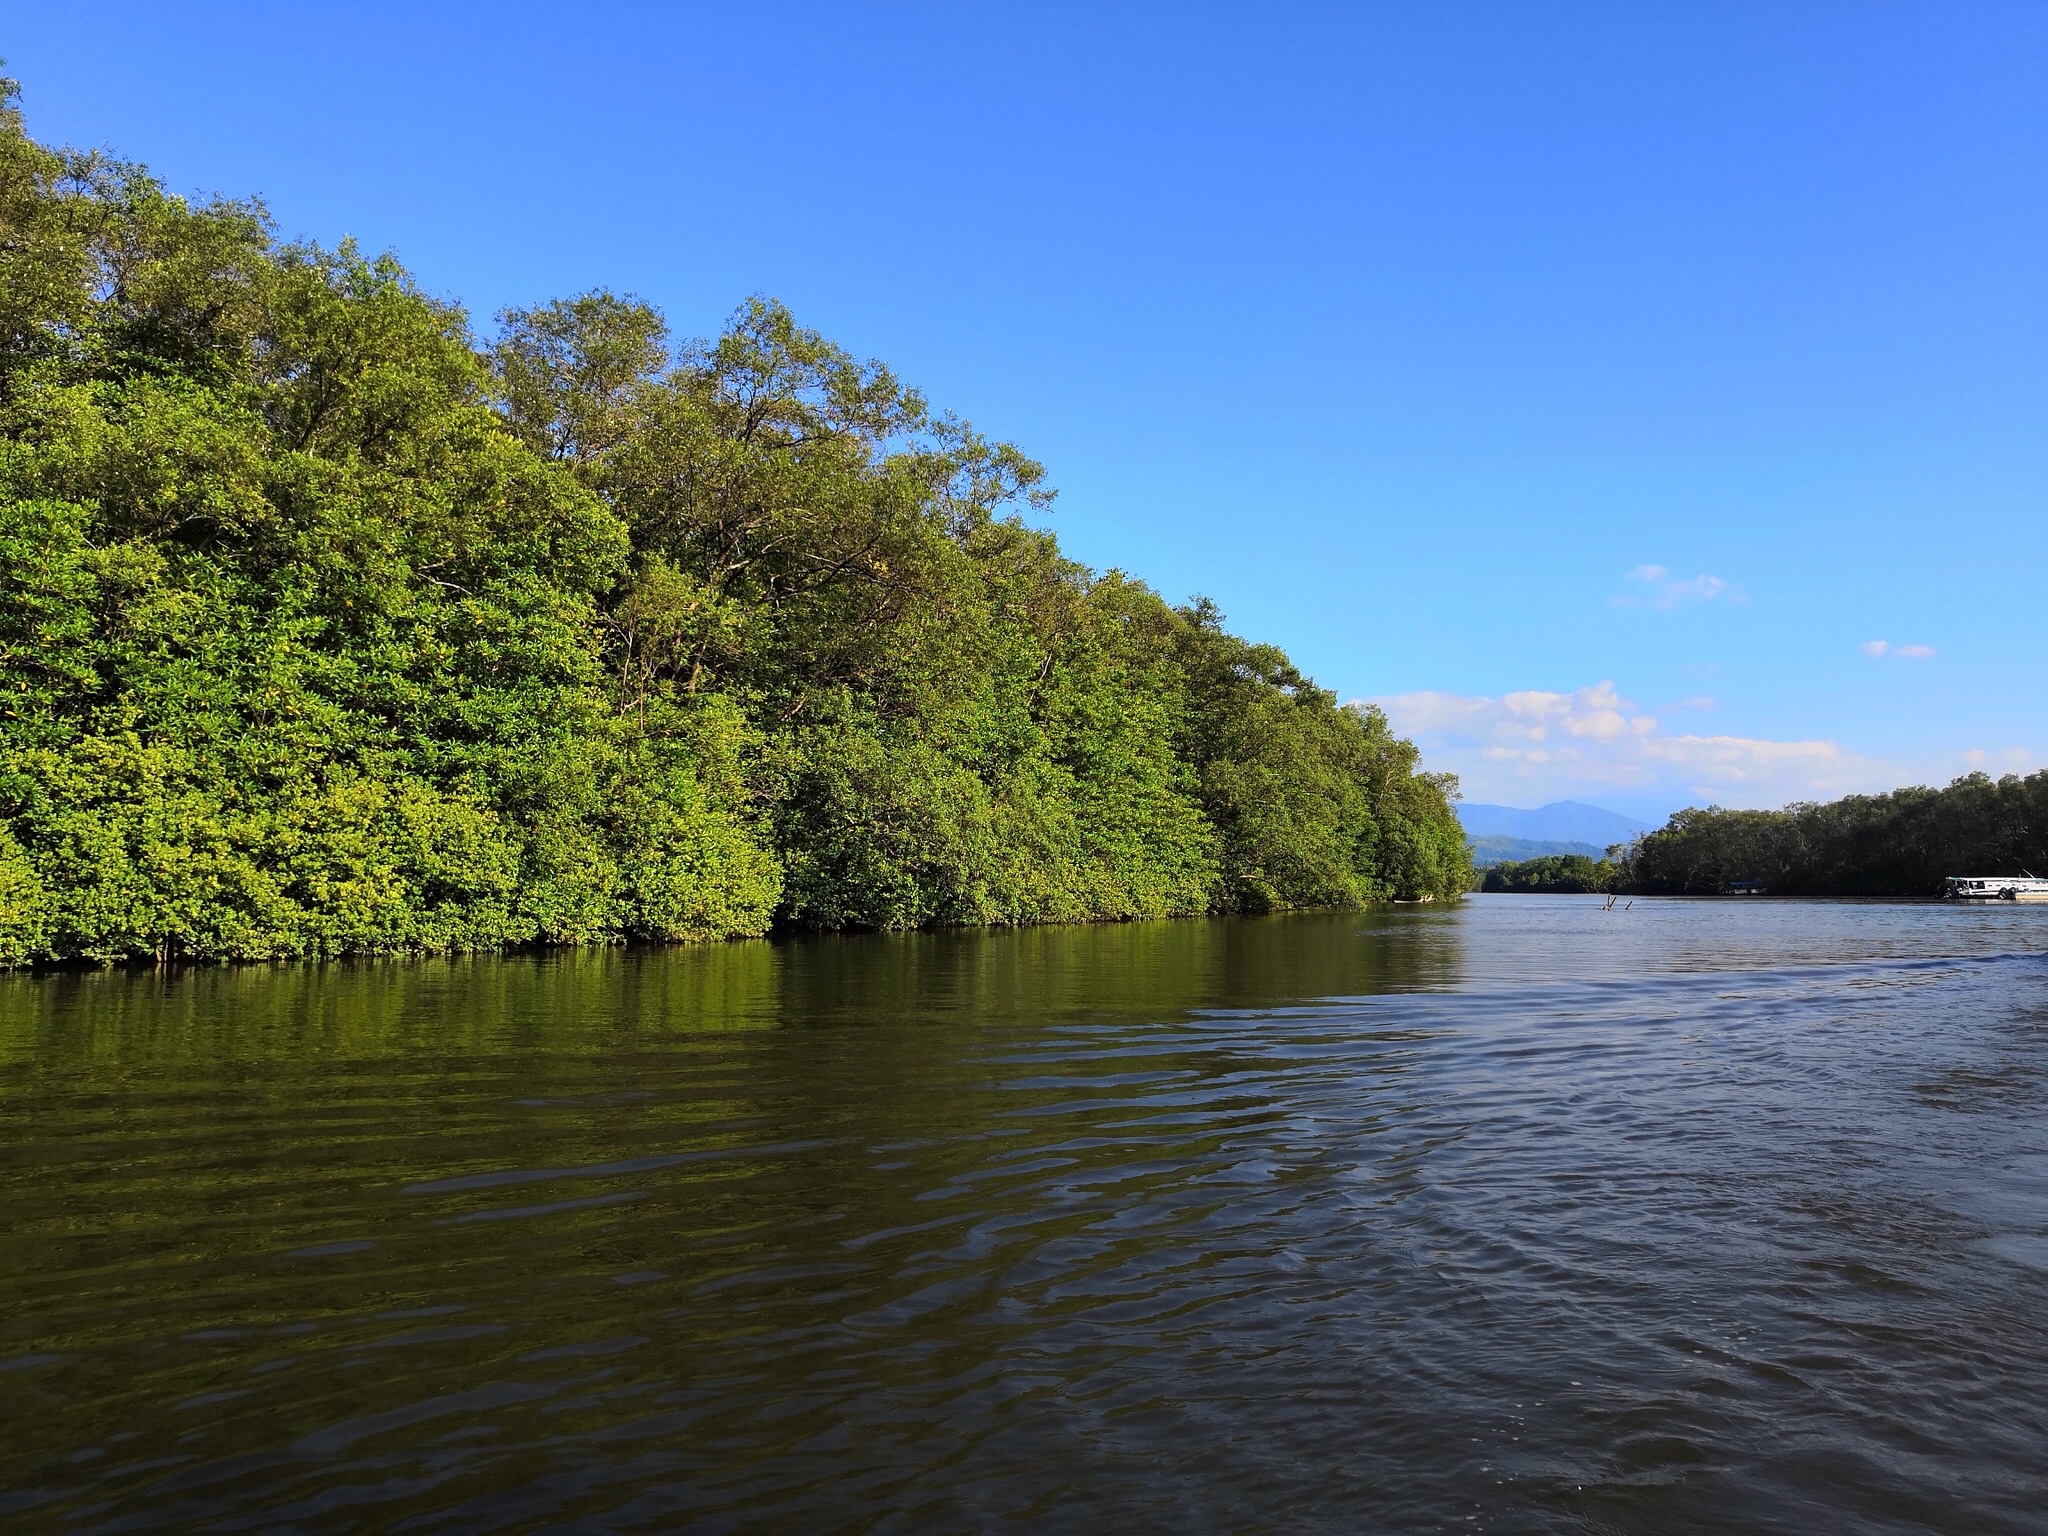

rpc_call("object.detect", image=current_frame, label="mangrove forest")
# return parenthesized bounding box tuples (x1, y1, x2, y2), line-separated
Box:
(0, 79, 1469, 966)
(1614, 771, 2048, 898)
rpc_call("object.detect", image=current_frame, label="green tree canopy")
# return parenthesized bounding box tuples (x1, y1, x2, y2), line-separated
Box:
(0, 77, 1468, 966)
(1616, 774, 2048, 897)
(1480, 855, 1616, 894)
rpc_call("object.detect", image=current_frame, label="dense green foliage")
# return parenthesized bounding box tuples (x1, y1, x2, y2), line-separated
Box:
(0, 83, 1467, 965)
(1617, 772, 2048, 897)
(1478, 855, 1615, 893)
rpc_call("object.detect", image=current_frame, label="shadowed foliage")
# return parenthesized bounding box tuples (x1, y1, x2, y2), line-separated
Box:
(1615, 774, 2048, 896)
(1479, 855, 1616, 894)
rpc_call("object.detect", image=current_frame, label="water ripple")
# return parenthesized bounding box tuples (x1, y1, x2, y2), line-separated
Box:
(2, 902, 2046, 1531)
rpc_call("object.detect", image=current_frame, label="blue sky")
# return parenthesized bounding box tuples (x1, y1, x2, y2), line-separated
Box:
(4, 2, 2043, 819)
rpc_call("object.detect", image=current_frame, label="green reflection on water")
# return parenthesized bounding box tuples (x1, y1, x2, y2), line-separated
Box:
(0, 911, 1464, 1524)
(0, 910, 1466, 1067)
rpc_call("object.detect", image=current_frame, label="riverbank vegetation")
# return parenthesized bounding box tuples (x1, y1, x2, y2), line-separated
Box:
(1614, 773, 2048, 897)
(0, 81, 1468, 966)
(1477, 855, 1616, 894)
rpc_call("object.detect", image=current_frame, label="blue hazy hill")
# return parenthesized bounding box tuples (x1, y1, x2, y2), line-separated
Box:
(1466, 835, 1607, 869)
(1456, 800, 1653, 848)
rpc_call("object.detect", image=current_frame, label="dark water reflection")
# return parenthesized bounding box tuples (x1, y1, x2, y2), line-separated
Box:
(3, 899, 2046, 1532)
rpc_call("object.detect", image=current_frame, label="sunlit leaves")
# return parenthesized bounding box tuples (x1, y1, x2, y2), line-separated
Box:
(0, 82, 1470, 964)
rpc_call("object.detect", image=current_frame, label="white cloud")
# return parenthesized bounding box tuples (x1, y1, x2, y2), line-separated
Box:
(1862, 640, 1889, 657)
(1612, 565, 1735, 610)
(1368, 679, 1896, 810)
(1664, 574, 1726, 604)
(1863, 640, 1936, 660)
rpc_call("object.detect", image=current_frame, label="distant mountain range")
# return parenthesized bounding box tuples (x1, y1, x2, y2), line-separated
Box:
(1466, 835, 1607, 869)
(1455, 800, 1655, 849)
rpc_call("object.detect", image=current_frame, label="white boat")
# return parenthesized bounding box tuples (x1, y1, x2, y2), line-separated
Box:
(1944, 876, 2048, 902)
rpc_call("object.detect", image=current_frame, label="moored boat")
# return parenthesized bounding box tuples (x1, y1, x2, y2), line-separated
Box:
(1944, 876, 2048, 902)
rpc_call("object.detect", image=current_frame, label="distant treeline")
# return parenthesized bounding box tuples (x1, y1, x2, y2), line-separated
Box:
(1613, 773, 2048, 898)
(0, 81, 1468, 966)
(1475, 772, 2048, 900)
(1477, 855, 1616, 894)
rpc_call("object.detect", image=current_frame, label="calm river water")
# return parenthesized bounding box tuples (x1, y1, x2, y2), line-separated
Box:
(3, 897, 2046, 1533)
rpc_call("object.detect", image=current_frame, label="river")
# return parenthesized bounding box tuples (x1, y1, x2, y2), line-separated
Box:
(2, 896, 2045, 1532)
